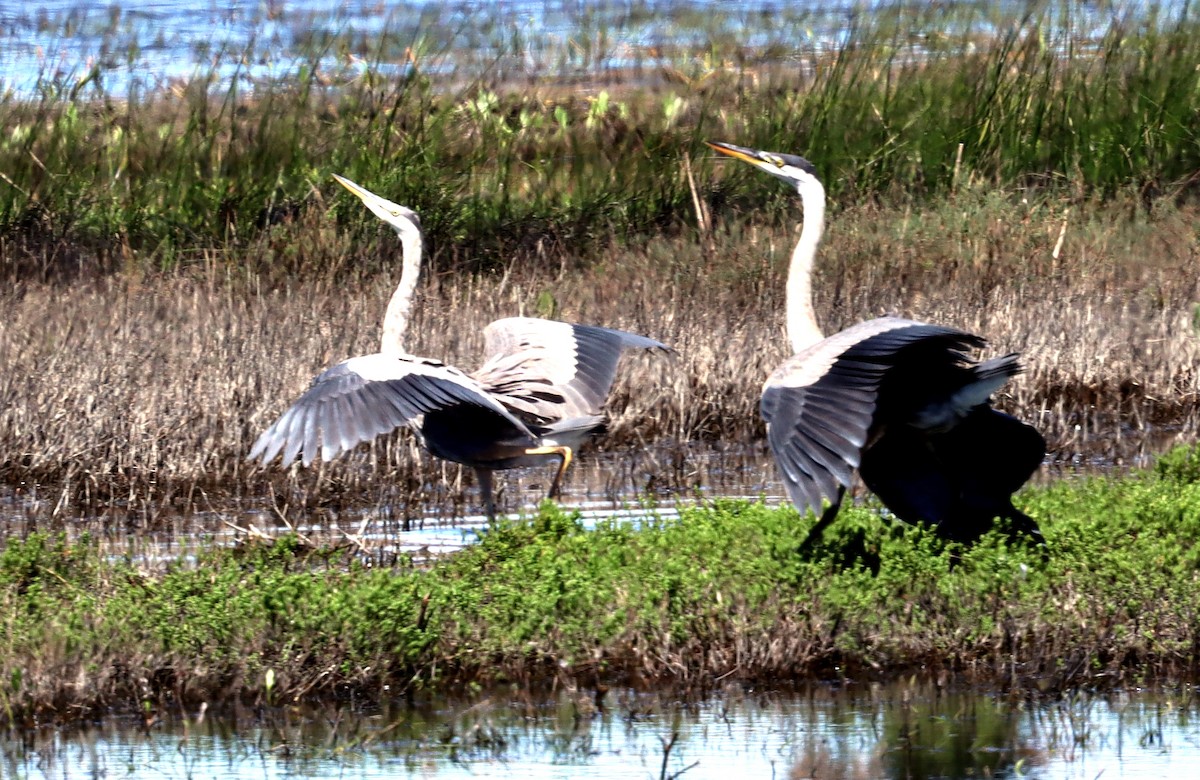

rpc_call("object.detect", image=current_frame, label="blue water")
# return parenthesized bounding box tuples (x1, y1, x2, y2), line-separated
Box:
(3, 1, 1172, 100)
(0, 1, 799, 96)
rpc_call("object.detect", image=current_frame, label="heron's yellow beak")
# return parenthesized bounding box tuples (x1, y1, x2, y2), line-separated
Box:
(331, 173, 413, 227)
(705, 141, 765, 166)
(332, 173, 379, 204)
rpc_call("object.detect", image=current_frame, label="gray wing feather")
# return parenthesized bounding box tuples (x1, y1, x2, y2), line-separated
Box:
(281, 405, 308, 465)
(249, 407, 286, 465)
(302, 403, 322, 464)
(764, 381, 871, 516)
(336, 396, 359, 454)
(769, 316, 980, 388)
(474, 316, 672, 421)
(764, 318, 984, 517)
(250, 352, 535, 467)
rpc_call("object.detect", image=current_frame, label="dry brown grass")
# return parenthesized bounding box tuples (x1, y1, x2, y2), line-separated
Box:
(1, 190, 1197, 524)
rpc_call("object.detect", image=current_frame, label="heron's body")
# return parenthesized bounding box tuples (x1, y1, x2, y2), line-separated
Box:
(250, 175, 670, 518)
(708, 141, 1044, 545)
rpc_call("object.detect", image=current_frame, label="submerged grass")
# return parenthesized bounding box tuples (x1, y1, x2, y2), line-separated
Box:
(2, 444, 1200, 726)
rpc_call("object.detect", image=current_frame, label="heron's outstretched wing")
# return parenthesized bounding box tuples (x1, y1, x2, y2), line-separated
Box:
(761, 317, 984, 518)
(473, 317, 672, 421)
(249, 353, 535, 467)
(859, 406, 1046, 543)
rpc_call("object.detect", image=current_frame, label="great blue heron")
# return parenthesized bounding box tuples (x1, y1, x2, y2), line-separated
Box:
(706, 141, 1045, 545)
(249, 174, 671, 519)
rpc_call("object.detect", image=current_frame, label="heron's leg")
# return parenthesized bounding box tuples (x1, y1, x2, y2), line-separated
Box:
(524, 445, 574, 498)
(797, 486, 846, 555)
(475, 467, 496, 521)
(1003, 503, 1048, 560)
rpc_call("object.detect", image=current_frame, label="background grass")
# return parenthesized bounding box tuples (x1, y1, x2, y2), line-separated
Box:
(0, 1, 1198, 517)
(1, 187, 1197, 523)
(2, 2, 1199, 276)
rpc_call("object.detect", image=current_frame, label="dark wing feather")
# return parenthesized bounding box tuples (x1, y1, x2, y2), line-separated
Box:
(763, 374, 875, 517)
(249, 352, 536, 467)
(859, 407, 1045, 543)
(762, 317, 985, 518)
(474, 317, 672, 422)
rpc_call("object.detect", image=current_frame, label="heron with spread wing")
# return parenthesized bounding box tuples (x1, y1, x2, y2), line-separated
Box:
(249, 174, 671, 519)
(707, 141, 1045, 546)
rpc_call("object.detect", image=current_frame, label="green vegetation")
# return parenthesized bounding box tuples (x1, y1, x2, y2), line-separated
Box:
(3, 444, 1200, 725)
(1, 3, 1198, 727)
(1, 2, 1199, 276)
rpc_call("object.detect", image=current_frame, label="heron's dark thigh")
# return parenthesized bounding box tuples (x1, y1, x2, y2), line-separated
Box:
(420, 407, 534, 465)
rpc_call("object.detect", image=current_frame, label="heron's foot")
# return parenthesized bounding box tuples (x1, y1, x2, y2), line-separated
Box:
(1003, 510, 1049, 561)
(797, 501, 842, 558)
(524, 445, 574, 498)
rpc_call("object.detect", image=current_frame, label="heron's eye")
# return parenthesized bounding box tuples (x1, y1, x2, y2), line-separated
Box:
(771, 156, 784, 168)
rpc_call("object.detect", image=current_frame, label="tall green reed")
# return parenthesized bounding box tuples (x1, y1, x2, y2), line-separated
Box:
(2, 1, 1199, 277)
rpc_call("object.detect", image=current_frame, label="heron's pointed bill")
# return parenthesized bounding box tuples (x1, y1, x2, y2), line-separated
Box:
(706, 140, 793, 176)
(705, 140, 819, 190)
(705, 141, 771, 166)
(332, 173, 413, 227)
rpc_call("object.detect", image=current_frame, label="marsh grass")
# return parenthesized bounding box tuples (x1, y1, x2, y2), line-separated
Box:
(2, 447, 1199, 726)
(3, 2, 1200, 275)
(1, 187, 1197, 522)
(2, 2, 1200, 517)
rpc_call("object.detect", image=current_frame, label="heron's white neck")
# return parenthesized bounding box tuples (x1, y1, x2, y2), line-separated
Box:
(380, 225, 423, 355)
(786, 178, 826, 354)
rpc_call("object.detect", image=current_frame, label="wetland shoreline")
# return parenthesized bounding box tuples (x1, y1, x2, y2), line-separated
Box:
(1, 0, 1199, 732)
(3, 447, 1200, 727)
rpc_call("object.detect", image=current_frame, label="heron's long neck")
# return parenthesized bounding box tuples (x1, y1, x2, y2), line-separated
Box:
(786, 181, 826, 354)
(380, 228, 423, 355)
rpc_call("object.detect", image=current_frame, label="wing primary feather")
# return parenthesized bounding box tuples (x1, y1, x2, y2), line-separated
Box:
(347, 391, 374, 451)
(279, 406, 307, 465)
(330, 396, 355, 454)
(320, 399, 342, 462)
(248, 416, 282, 464)
(300, 402, 322, 466)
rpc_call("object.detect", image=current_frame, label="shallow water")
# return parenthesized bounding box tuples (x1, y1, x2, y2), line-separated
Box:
(0, 0, 1169, 99)
(0, 0, 863, 97)
(6, 683, 1198, 779)
(1, 422, 1193, 566)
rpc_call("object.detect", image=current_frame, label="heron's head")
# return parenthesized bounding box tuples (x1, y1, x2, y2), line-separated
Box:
(332, 174, 422, 239)
(705, 141, 821, 196)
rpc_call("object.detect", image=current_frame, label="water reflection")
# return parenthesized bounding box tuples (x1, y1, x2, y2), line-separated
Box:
(0, 443, 796, 565)
(5, 683, 1198, 779)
